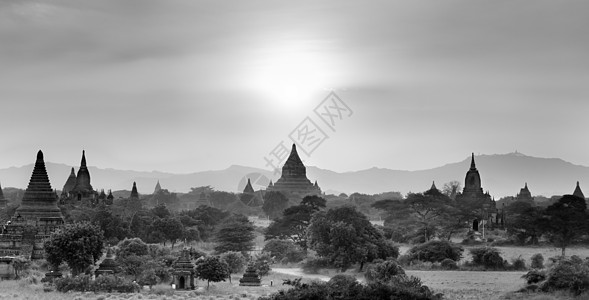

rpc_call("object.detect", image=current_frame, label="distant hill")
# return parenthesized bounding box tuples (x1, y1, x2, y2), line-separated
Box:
(0, 152, 587, 198)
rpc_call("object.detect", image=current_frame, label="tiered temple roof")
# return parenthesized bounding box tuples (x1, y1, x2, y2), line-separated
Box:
(62, 167, 77, 196)
(15, 151, 63, 221)
(243, 178, 255, 194)
(515, 183, 534, 203)
(573, 181, 585, 200)
(95, 247, 118, 276)
(71, 150, 94, 198)
(267, 144, 321, 200)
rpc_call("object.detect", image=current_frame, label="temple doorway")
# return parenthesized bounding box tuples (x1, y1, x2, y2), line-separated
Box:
(472, 219, 479, 231)
(179, 276, 185, 289)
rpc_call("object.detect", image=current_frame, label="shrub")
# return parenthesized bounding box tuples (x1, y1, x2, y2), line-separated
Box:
(407, 240, 463, 263)
(522, 269, 546, 285)
(540, 256, 589, 295)
(440, 258, 458, 270)
(469, 247, 505, 269)
(55, 274, 140, 293)
(301, 257, 331, 274)
(531, 253, 544, 269)
(365, 260, 405, 283)
(117, 238, 148, 258)
(511, 256, 527, 271)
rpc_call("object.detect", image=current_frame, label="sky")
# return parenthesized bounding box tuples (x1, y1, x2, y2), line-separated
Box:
(1, 0, 588, 174)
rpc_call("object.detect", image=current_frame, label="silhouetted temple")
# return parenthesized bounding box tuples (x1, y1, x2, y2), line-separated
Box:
(61, 167, 77, 198)
(515, 183, 534, 204)
(0, 151, 64, 258)
(0, 182, 7, 207)
(266, 144, 321, 201)
(69, 151, 96, 201)
(573, 181, 585, 200)
(130, 182, 139, 199)
(154, 180, 162, 194)
(455, 153, 501, 231)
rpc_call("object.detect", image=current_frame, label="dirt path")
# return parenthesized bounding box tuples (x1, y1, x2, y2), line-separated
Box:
(272, 268, 331, 281)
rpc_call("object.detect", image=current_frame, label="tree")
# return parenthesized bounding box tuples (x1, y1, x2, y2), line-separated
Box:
(538, 195, 588, 256)
(214, 215, 256, 254)
(301, 195, 327, 210)
(307, 206, 399, 271)
(152, 217, 184, 248)
(442, 181, 461, 199)
(92, 207, 131, 243)
(504, 201, 543, 244)
(11, 256, 31, 279)
(116, 238, 149, 258)
(220, 251, 247, 274)
(264, 197, 325, 250)
(195, 256, 230, 289)
(150, 204, 171, 219)
(373, 191, 452, 242)
(44, 222, 104, 275)
(262, 191, 290, 219)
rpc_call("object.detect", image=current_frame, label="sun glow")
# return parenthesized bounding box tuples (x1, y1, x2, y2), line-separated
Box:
(248, 43, 333, 111)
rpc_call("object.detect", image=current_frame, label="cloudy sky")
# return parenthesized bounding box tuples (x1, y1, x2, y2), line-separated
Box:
(1, 0, 588, 174)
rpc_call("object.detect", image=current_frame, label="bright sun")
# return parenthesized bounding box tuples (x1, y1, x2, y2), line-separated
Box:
(249, 43, 331, 110)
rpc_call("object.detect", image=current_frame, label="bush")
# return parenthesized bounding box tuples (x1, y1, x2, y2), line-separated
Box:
(55, 274, 140, 293)
(365, 260, 405, 283)
(469, 247, 505, 269)
(540, 256, 589, 295)
(511, 256, 527, 271)
(407, 240, 464, 263)
(301, 257, 331, 274)
(531, 253, 544, 269)
(440, 258, 458, 270)
(261, 272, 442, 300)
(522, 269, 546, 285)
(117, 238, 149, 258)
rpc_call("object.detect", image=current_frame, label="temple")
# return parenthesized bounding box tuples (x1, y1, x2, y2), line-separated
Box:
(455, 153, 501, 231)
(154, 180, 162, 194)
(266, 144, 321, 201)
(68, 151, 97, 202)
(240, 178, 263, 206)
(0, 182, 7, 207)
(130, 182, 139, 199)
(0, 150, 64, 258)
(61, 167, 77, 198)
(515, 183, 534, 204)
(573, 181, 585, 200)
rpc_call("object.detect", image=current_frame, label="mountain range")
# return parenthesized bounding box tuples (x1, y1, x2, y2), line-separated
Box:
(0, 152, 587, 198)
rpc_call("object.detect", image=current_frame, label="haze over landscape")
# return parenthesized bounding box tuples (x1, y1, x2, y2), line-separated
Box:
(1, 0, 588, 180)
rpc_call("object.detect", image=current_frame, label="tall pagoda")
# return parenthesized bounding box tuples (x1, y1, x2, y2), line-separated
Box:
(69, 150, 95, 201)
(266, 144, 321, 201)
(455, 153, 500, 231)
(130, 182, 139, 199)
(0, 150, 64, 258)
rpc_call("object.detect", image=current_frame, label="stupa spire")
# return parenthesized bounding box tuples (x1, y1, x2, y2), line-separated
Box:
(431, 181, 437, 190)
(72, 150, 93, 197)
(573, 181, 585, 199)
(81, 150, 87, 167)
(470, 153, 476, 170)
(15, 150, 63, 220)
(244, 178, 255, 194)
(130, 182, 139, 199)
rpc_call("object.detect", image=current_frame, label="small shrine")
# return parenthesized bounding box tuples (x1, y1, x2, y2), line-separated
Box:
(95, 247, 118, 277)
(239, 263, 261, 286)
(172, 249, 195, 290)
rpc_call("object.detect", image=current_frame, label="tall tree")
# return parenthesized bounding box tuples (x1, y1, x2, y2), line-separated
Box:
(307, 206, 398, 271)
(504, 201, 543, 244)
(264, 196, 326, 250)
(44, 222, 104, 275)
(195, 256, 230, 290)
(214, 215, 256, 254)
(538, 195, 588, 256)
